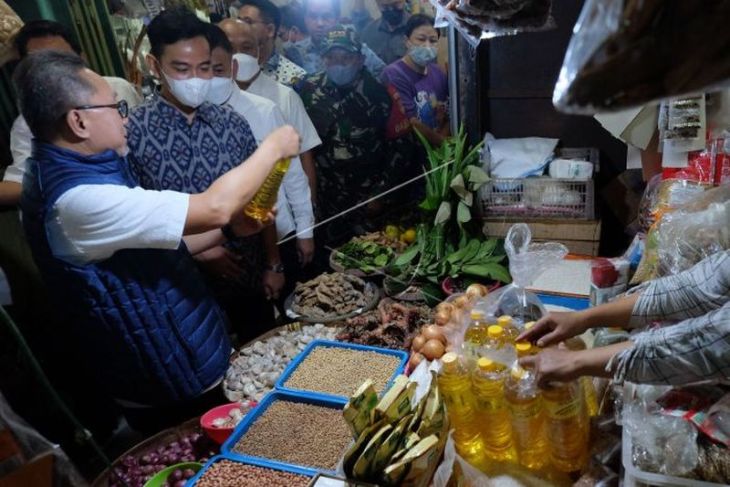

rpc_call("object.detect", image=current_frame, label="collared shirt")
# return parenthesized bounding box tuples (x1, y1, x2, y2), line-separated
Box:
(295, 36, 386, 80)
(262, 52, 307, 87)
(247, 72, 322, 154)
(225, 87, 314, 239)
(612, 250, 730, 385)
(126, 94, 262, 290)
(360, 16, 409, 65)
(126, 95, 257, 193)
(5, 76, 142, 184)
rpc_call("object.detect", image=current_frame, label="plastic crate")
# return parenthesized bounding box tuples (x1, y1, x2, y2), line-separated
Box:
(221, 390, 347, 476)
(622, 428, 724, 487)
(479, 177, 595, 220)
(479, 147, 598, 220)
(187, 455, 314, 486)
(275, 339, 408, 401)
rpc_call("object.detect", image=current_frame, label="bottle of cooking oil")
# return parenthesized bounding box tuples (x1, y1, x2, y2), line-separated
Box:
(505, 342, 548, 470)
(472, 357, 514, 462)
(484, 325, 506, 351)
(244, 158, 291, 220)
(543, 380, 589, 472)
(463, 310, 488, 359)
(562, 337, 599, 418)
(438, 353, 486, 466)
(497, 315, 520, 343)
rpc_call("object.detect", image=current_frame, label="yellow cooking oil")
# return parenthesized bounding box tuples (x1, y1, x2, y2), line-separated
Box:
(484, 325, 506, 352)
(582, 377, 600, 417)
(471, 357, 515, 462)
(463, 310, 488, 359)
(438, 353, 486, 465)
(244, 158, 291, 220)
(497, 315, 520, 342)
(505, 343, 548, 470)
(543, 381, 589, 472)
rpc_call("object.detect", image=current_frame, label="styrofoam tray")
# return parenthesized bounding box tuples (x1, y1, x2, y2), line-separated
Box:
(220, 390, 347, 476)
(622, 428, 725, 487)
(186, 455, 314, 486)
(275, 339, 408, 401)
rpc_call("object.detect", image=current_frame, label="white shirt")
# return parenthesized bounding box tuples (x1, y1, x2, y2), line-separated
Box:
(247, 72, 321, 153)
(5, 76, 142, 184)
(49, 185, 189, 266)
(226, 86, 314, 239)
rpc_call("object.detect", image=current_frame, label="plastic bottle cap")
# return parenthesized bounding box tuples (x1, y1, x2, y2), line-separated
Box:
(487, 325, 504, 339)
(477, 357, 494, 370)
(470, 310, 485, 320)
(497, 315, 512, 326)
(524, 321, 536, 330)
(510, 366, 526, 380)
(515, 341, 532, 356)
(442, 352, 458, 365)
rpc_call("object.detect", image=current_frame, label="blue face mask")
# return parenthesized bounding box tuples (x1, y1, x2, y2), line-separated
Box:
(326, 64, 360, 86)
(409, 45, 438, 67)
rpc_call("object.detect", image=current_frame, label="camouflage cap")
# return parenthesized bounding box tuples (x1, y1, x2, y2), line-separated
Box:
(323, 25, 362, 55)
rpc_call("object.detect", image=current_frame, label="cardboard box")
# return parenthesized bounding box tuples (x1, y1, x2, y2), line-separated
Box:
(482, 219, 602, 256)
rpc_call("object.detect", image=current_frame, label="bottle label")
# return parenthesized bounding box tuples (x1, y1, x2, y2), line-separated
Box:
(510, 400, 541, 419)
(545, 397, 582, 419)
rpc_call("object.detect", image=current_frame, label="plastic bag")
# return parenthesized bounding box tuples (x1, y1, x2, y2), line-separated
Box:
(553, 0, 730, 114)
(632, 184, 730, 283)
(432, 431, 493, 487)
(0, 392, 87, 486)
(624, 402, 699, 476)
(493, 223, 567, 323)
(429, 0, 554, 47)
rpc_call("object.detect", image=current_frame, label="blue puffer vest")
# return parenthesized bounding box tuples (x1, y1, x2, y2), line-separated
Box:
(21, 142, 231, 406)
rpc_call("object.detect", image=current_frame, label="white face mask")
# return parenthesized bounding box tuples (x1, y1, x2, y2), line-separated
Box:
(233, 53, 261, 83)
(206, 76, 235, 105)
(162, 70, 211, 108)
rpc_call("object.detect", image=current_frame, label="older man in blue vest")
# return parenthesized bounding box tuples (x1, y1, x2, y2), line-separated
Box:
(14, 50, 299, 432)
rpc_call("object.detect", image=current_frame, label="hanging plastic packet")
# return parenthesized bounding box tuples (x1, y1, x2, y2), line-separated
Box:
(430, 0, 554, 48)
(553, 0, 730, 114)
(487, 223, 567, 324)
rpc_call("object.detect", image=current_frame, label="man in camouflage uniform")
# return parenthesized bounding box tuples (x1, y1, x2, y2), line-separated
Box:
(295, 26, 392, 246)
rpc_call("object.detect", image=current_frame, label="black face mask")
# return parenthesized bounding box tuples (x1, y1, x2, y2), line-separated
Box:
(382, 8, 404, 25)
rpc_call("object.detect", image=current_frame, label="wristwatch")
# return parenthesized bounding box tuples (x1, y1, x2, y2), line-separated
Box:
(266, 263, 285, 273)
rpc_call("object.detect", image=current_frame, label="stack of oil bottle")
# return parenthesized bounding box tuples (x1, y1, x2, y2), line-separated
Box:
(437, 311, 599, 475)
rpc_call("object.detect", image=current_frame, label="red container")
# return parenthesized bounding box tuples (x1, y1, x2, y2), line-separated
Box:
(200, 402, 256, 445)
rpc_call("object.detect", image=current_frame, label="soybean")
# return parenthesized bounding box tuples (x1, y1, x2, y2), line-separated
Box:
(194, 459, 309, 487)
(232, 400, 351, 470)
(285, 347, 401, 397)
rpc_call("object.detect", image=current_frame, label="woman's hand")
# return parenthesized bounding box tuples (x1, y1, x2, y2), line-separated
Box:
(517, 311, 589, 347)
(519, 347, 582, 389)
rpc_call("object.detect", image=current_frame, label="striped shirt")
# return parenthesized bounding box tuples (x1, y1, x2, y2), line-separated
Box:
(613, 250, 730, 385)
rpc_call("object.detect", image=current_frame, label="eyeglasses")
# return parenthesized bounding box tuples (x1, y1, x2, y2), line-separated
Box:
(73, 99, 129, 118)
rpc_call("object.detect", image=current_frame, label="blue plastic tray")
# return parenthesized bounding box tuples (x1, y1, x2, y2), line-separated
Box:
(274, 339, 409, 401)
(186, 454, 314, 486)
(220, 390, 348, 476)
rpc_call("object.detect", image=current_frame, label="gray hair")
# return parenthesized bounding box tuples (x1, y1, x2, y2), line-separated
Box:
(12, 50, 96, 142)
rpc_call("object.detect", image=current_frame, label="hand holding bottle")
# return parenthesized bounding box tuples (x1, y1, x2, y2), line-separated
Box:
(517, 311, 588, 347)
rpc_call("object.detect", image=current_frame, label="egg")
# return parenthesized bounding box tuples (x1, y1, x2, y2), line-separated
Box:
(421, 324, 446, 344)
(408, 353, 425, 370)
(421, 339, 445, 360)
(411, 335, 426, 352)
